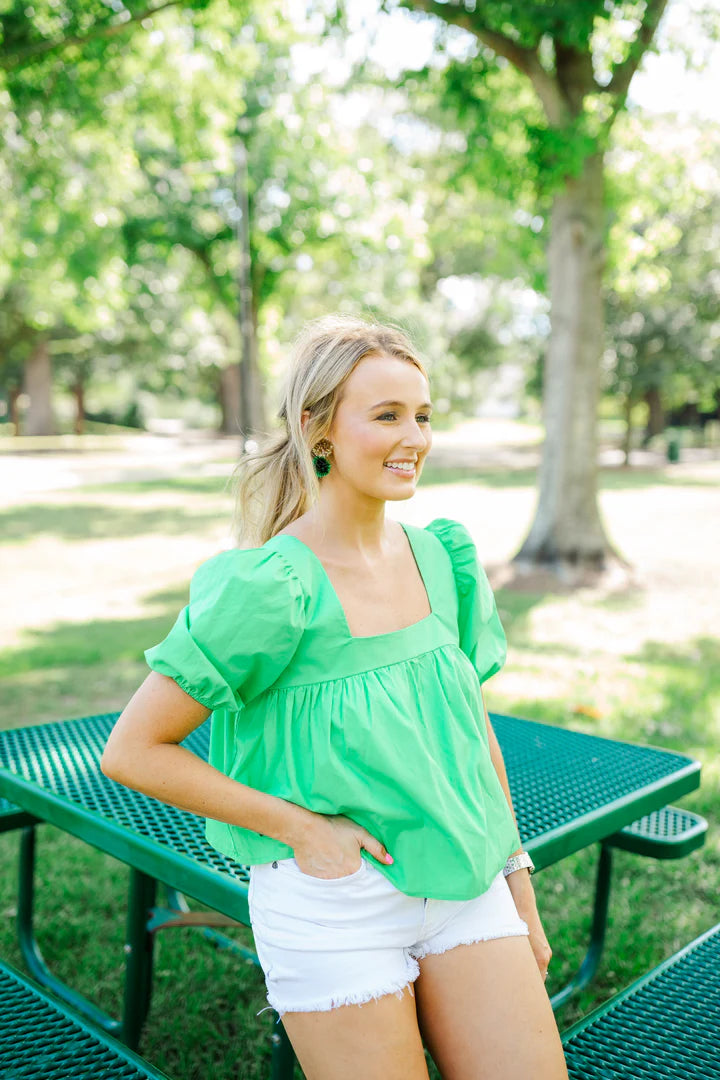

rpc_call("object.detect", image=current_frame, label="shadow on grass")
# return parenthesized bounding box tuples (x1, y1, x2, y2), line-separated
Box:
(0, 584, 188, 678)
(494, 588, 588, 659)
(616, 636, 720, 754)
(420, 463, 716, 490)
(0, 504, 225, 543)
(81, 475, 235, 496)
(499, 636, 720, 759)
(420, 464, 539, 488)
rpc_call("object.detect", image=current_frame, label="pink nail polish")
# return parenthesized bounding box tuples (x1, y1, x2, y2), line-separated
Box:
(385, 854, 394, 864)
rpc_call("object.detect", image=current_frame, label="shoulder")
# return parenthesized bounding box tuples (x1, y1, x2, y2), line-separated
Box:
(422, 518, 491, 600)
(188, 544, 306, 615)
(423, 518, 477, 566)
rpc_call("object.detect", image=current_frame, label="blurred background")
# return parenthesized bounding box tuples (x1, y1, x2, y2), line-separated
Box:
(1, 1, 718, 1077)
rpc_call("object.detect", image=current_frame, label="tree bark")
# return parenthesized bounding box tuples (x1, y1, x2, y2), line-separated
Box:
(73, 377, 85, 436)
(515, 152, 614, 571)
(218, 362, 242, 435)
(622, 392, 633, 466)
(9, 386, 21, 434)
(249, 296, 267, 433)
(644, 385, 664, 441)
(23, 340, 55, 436)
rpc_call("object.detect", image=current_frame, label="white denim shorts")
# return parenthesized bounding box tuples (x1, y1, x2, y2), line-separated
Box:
(248, 855, 530, 1019)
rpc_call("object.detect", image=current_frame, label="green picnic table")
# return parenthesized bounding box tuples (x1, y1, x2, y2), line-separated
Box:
(0, 710, 703, 1078)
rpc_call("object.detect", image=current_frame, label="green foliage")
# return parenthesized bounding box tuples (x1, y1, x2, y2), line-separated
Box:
(603, 110, 720, 413)
(394, 0, 675, 199)
(525, 116, 602, 190)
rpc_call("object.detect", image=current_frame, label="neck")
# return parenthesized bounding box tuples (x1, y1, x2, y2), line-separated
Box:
(307, 484, 391, 557)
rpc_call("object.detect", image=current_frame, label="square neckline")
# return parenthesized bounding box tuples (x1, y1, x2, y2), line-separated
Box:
(272, 521, 436, 641)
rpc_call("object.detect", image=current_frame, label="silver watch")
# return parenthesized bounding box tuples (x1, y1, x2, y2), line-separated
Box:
(503, 851, 535, 877)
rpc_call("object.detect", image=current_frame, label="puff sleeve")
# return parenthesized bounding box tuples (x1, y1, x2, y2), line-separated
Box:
(427, 518, 507, 685)
(143, 547, 306, 713)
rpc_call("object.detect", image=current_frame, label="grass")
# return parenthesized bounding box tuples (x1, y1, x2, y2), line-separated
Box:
(1, 451, 718, 1079)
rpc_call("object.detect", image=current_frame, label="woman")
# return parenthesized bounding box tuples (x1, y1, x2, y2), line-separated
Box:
(102, 314, 569, 1080)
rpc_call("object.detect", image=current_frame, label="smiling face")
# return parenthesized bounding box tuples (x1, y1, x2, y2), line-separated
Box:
(322, 353, 433, 501)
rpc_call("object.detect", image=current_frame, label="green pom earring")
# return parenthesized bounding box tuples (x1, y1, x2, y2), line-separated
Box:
(311, 438, 333, 478)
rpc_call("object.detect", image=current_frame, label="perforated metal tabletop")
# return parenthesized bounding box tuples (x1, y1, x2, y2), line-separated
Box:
(0, 710, 700, 921)
(0, 714, 250, 922)
(491, 711, 701, 867)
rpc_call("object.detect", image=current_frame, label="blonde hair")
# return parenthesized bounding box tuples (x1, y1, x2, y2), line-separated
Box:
(231, 313, 429, 547)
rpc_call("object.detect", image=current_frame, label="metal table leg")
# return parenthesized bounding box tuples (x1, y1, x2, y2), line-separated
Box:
(16, 823, 157, 1049)
(550, 843, 612, 1012)
(122, 868, 158, 1047)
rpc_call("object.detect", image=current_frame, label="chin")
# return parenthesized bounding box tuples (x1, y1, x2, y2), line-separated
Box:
(391, 483, 418, 500)
(380, 477, 421, 501)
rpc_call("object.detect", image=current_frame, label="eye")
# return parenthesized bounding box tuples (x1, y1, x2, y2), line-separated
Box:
(376, 412, 432, 423)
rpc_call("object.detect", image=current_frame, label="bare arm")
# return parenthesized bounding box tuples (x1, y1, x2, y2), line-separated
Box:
(482, 695, 524, 857)
(101, 671, 391, 875)
(483, 692, 554, 980)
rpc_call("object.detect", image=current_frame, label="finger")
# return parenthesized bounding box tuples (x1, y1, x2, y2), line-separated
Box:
(362, 834, 393, 865)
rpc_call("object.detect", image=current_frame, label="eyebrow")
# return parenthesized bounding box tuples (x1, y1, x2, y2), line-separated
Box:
(368, 399, 433, 411)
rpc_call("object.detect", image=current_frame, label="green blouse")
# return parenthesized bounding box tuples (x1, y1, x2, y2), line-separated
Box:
(144, 517, 521, 901)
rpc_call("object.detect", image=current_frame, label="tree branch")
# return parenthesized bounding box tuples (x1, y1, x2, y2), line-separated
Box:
(407, 0, 567, 125)
(604, 0, 670, 99)
(0, 0, 184, 71)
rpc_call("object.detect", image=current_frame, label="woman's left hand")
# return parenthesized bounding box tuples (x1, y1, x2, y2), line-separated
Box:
(505, 870, 552, 982)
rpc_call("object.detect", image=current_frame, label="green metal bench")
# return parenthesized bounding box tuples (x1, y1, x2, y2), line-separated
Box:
(0, 958, 172, 1079)
(562, 921, 720, 1077)
(607, 804, 707, 859)
(551, 804, 708, 1011)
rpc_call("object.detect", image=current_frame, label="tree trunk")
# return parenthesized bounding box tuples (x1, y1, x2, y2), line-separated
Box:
(9, 386, 21, 434)
(622, 392, 633, 466)
(218, 362, 242, 435)
(23, 340, 55, 436)
(642, 385, 664, 445)
(216, 299, 267, 437)
(249, 296, 267, 433)
(73, 377, 85, 436)
(515, 152, 616, 573)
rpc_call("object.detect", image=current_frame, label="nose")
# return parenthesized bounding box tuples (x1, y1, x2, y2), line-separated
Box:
(400, 417, 431, 451)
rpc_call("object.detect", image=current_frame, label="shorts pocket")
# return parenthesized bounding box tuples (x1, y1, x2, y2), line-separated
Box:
(278, 856, 368, 884)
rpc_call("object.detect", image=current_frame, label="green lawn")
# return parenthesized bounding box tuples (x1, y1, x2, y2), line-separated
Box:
(1, 457, 718, 1079)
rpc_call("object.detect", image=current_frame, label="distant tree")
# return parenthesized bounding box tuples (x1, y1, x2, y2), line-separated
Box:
(387, 0, 684, 577)
(604, 117, 720, 460)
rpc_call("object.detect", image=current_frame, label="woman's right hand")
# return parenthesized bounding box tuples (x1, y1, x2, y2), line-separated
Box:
(292, 813, 393, 880)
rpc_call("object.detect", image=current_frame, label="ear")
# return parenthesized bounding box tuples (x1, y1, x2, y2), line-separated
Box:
(300, 408, 310, 435)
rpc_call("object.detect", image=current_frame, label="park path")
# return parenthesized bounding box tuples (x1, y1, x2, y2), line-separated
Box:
(3, 419, 717, 500)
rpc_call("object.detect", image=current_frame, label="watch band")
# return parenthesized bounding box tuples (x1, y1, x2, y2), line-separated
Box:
(503, 851, 535, 876)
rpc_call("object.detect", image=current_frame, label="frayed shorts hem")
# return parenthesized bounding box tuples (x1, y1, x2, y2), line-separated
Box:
(407, 924, 529, 961)
(257, 961, 420, 1021)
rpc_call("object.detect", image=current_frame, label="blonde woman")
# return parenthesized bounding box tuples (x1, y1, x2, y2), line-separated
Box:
(102, 315, 569, 1080)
